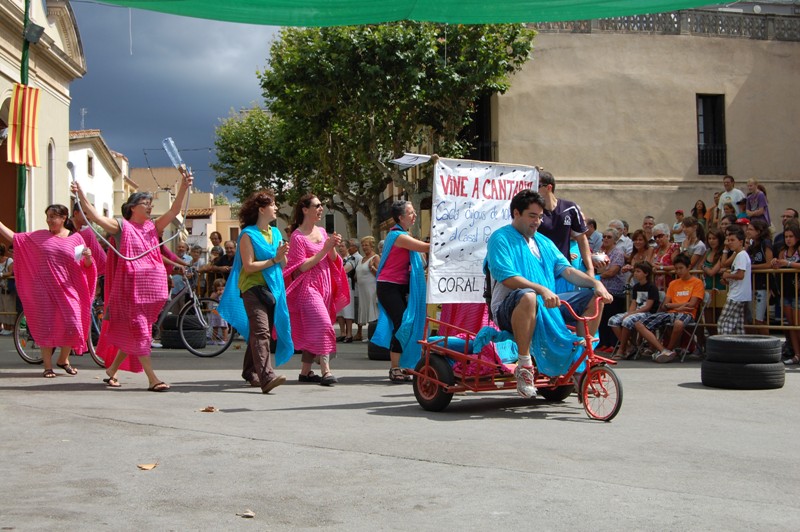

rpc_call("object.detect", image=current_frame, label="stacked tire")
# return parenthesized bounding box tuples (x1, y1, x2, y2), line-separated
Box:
(701, 335, 785, 390)
(160, 314, 207, 350)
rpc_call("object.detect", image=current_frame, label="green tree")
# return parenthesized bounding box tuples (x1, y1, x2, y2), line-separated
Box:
(216, 23, 534, 237)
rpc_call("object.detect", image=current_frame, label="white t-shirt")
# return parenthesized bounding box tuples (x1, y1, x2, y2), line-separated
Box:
(718, 188, 746, 215)
(727, 250, 752, 302)
(672, 222, 686, 244)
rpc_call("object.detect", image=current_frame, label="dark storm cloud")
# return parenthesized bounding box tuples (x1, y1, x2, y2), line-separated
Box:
(69, 3, 280, 192)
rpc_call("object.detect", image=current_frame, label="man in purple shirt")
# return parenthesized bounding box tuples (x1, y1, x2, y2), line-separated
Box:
(537, 171, 594, 278)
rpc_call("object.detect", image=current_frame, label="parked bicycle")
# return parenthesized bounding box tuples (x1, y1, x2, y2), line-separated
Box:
(154, 267, 238, 357)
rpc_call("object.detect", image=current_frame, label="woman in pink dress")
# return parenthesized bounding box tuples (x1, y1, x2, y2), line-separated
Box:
(71, 170, 192, 391)
(283, 194, 349, 386)
(0, 205, 96, 378)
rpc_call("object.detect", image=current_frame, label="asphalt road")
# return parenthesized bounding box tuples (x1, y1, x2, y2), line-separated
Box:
(1, 335, 798, 530)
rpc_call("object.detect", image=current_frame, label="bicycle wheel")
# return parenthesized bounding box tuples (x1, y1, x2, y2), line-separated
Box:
(87, 302, 105, 367)
(580, 365, 623, 422)
(14, 311, 42, 364)
(178, 297, 235, 357)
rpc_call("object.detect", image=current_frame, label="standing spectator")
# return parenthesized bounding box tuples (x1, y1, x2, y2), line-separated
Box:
(641, 215, 656, 247)
(346, 238, 363, 340)
(218, 190, 293, 393)
(595, 227, 627, 352)
(671, 209, 686, 244)
(374, 200, 430, 382)
(691, 200, 708, 232)
(212, 241, 237, 280)
(537, 171, 594, 277)
(708, 192, 722, 231)
(773, 208, 799, 254)
(736, 199, 749, 221)
(585, 218, 602, 253)
(719, 214, 737, 236)
(0, 244, 13, 335)
(718, 175, 745, 216)
(71, 172, 191, 391)
(718, 227, 752, 335)
(702, 228, 727, 327)
(209, 231, 222, 249)
(745, 178, 770, 226)
(335, 241, 356, 343)
(176, 242, 191, 264)
(746, 219, 774, 335)
(0, 205, 96, 378)
(187, 245, 207, 294)
(355, 236, 380, 340)
(284, 194, 348, 386)
(608, 219, 633, 259)
(773, 223, 800, 364)
(673, 216, 706, 271)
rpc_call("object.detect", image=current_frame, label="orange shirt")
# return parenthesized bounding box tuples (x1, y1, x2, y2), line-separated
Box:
(665, 276, 705, 319)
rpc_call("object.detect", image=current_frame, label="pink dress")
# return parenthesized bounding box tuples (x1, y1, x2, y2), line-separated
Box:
(96, 219, 168, 372)
(283, 228, 349, 355)
(13, 230, 96, 351)
(79, 227, 107, 275)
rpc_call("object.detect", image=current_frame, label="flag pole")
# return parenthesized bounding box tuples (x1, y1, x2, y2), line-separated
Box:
(15, 0, 31, 232)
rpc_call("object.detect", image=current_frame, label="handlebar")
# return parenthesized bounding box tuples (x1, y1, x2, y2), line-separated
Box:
(561, 296, 602, 322)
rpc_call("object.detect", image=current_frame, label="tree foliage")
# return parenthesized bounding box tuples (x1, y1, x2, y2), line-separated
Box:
(214, 22, 534, 236)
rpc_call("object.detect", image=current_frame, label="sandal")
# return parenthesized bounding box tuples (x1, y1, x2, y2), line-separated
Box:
(57, 363, 78, 376)
(103, 376, 121, 388)
(320, 372, 338, 386)
(298, 371, 322, 383)
(43, 369, 56, 378)
(148, 382, 170, 392)
(389, 367, 411, 383)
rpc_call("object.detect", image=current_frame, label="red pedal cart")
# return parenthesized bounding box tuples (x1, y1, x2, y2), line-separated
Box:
(408, 298, 623, 421)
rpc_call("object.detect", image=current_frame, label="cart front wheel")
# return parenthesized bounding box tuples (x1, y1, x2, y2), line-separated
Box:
(538, 384, 575, 402)
(413, 355, 454, 412)
(580, 366, 623, 421)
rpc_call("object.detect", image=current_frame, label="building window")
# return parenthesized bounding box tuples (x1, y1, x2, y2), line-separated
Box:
(229, 227, 239, 241)
(325, 213, 334, 233)
(47, 141, 55, 205)
(696, 94, 726, 175)
(87, 153, 94, 176)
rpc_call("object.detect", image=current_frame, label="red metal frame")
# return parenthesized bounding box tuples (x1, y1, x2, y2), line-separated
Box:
(408, 297, 616, 395)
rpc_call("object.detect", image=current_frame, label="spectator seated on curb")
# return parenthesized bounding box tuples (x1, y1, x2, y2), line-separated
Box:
(634, 253, 704, 364)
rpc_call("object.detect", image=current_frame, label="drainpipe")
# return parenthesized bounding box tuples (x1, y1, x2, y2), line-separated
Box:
(16, 0, 32, 232)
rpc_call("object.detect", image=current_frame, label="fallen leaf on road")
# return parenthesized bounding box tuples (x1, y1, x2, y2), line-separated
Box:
(137, 462, 158, 471)
(200, 406, 217, 412)
(236, 510, 255, 518)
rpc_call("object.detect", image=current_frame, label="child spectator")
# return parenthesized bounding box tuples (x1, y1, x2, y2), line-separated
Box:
(209, 278, 229, 345)
(610, 261, 659, 359)
(718, 227, 752, 335)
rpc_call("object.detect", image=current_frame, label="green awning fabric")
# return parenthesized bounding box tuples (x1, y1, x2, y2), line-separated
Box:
(96, 1, 714, 26)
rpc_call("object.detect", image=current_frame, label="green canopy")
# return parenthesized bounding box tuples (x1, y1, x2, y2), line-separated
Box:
(97, 1, 714, 26)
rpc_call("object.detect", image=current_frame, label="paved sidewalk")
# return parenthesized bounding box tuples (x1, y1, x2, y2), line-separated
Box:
(1, 336, 799, 530)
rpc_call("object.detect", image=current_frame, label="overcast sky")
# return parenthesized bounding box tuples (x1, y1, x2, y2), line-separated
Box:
(69, 2, 280, 196)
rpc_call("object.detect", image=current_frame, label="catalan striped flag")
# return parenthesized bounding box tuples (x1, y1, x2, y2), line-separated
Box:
(7, 83, 41, 167)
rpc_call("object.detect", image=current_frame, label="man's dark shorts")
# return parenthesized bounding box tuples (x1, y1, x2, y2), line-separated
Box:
(496, 288, 595, 333)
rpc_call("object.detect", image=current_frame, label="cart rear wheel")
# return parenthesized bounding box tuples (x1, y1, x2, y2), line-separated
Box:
(580, 366, 622, 421)
(413, 355, 454, 412)
(538, 384, 575, 402)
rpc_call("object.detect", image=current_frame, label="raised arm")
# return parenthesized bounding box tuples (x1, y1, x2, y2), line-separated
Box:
(155, 167, 193, 234)
(0, 221, 14, 244)
(70, 181, 119, 234)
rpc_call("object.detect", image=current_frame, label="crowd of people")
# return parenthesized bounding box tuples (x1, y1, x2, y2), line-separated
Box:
(3, 168, 798, 399)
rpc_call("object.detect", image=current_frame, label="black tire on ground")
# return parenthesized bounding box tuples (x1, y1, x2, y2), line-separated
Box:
(538, 384, 575, 402)
(178, 315, 204, 330)
(161, 314, 181, 330)
(413, 355, 455, 412)
(705, 335, 781, 364)
(160, 329, 206, 349)
(701, 360, 785, 390)
(367, 320, 390, 361)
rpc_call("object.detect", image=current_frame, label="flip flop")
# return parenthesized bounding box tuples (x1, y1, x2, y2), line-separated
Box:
(148, 382, 170, 392)
(103, 377, 121, 388)
(57, 363, 78, 375)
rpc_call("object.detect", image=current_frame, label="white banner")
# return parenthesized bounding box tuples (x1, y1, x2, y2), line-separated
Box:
(427, 159, 538, 304)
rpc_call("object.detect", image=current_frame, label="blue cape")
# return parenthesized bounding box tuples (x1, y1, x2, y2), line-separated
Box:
(484, 225, 585, 377)
(218, 225, 294, 366)
(372, 225, 427, 369)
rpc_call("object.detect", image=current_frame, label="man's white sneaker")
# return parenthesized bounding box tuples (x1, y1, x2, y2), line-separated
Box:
(0, 329, 12, 336)
(514, 365, 538, 398)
